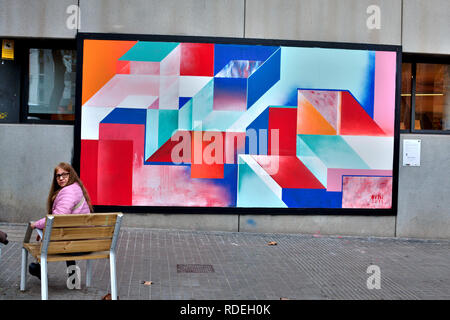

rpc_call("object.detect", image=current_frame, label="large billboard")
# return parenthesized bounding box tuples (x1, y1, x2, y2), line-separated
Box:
(75, 33, 400, 214)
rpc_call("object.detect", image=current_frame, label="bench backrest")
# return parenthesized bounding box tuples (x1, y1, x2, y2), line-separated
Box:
(41, 213, 123, 255)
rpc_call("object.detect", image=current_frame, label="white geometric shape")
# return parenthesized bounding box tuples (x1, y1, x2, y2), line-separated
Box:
(81, 106, 114, 140)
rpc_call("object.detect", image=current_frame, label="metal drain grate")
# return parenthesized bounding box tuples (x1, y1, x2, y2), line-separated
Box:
(177, 264, 215, 273)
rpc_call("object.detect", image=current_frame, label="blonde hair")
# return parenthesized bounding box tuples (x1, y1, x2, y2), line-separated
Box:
(47, 162, 93, 215)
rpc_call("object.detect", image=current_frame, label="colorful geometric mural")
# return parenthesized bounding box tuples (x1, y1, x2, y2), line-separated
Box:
(79, 39, 397, 209)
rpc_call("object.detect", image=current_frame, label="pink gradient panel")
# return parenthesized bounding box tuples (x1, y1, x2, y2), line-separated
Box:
(327, 168, 393, 192)
(373, 51, 396, 136)
(129, 61, 160, 75)
(213, 93, 247, 111)
(132, 165, 232, 207)
(342, 176, 392, 208)
(300, 90, 339, 130)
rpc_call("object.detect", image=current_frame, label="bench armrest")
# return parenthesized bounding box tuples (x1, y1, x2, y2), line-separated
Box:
(23, 222, 33, 244)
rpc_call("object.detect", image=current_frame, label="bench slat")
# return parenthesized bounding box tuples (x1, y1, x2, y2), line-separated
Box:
(50, 226, 115, 241)
(47, 239, 112, 254)
(46, 251, 110, 262)
(50, 213, 118, 227)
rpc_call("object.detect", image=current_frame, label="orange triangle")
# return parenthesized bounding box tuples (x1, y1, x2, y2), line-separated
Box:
(297, 93, 337, 135)
(82, 40, 138, 105)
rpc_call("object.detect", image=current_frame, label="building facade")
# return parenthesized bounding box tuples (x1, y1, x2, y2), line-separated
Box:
(0, 0, 449, 239)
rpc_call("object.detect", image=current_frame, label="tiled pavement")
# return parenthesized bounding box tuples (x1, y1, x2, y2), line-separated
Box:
(0, 222, 449, 300)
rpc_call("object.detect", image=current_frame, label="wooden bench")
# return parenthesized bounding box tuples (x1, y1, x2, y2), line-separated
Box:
(20, 212, 123, 300)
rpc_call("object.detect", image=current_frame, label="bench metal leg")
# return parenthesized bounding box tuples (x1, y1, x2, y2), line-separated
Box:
(41, 257, 48, 300)
(86, 260, 92, 287)
(20, 248, 28, 291)
(110, 252, 117, 300)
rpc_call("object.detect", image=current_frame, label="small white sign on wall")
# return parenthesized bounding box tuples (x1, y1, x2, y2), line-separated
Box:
(403, 139, 421, 166)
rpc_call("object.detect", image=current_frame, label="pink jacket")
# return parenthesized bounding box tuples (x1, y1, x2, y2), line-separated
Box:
(35, 182, 91, 230)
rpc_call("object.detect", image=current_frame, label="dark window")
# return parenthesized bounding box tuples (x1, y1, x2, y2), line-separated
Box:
(27, 48, 76, 121)
(20, 39, 76, 124)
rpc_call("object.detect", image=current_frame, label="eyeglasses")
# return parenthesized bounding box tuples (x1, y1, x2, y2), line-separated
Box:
(56, 172, 69, 179)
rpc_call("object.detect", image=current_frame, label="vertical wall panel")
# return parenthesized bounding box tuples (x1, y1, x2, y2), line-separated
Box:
(245, 0, 401, 45)
(0, 0, 77, 38)
(397, 135, 450, 239)
(402, 0, 450, 54)
(0, 124, 74, 223)
(79, 0, 245, 38)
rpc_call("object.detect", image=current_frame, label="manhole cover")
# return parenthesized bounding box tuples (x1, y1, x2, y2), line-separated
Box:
(177, 264, 215, 273)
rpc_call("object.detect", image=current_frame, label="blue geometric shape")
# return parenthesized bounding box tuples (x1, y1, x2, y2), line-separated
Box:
(282, 188, 342, 208)
(363, 51, 376, 118)
(214, 44, 279, 77)
(100, 108, 146, 125)
(179, 97, 191, 109)
(247, 48, 281, 109)
(246, 107, 269, 155)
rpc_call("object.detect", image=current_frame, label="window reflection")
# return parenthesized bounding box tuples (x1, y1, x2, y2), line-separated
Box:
(28, 49, 76, 120)
(414, 63, 450, 130)
(400, 63, 412, 130)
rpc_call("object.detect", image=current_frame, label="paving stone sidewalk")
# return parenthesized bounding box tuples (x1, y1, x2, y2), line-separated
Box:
(0, 223, 449, 300)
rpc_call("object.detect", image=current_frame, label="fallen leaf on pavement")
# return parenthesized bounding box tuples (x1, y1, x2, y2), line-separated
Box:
(101, 293, 119, 300)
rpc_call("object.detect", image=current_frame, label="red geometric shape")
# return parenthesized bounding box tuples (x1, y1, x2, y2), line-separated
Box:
(340, 91, 386, 136)
(99, 123, 146, 169)
(80, 139, 98, 205)
(97, 140, 133, 206)
(180, 43, 215, 76)
(116, 60, 130, 74)
(253, 155, 325, 189)
(268, 107, 297, 156)
(146, 134, 187, 163)
(191, 131, 224, 179)
(191, 163, 224, 179)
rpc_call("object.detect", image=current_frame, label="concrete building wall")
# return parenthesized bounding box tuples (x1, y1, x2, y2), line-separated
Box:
(402, 0, 450, 55)
(397, 134, 450, 239)
(0, 124, 74, 223)
(0, 0, 77, 38)
(245, 0, 402, 45)
(79, 0, 245, 38)
(0, 0, 449, 239)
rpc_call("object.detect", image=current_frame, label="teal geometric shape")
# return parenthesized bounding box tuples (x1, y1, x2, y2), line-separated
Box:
(178, 98, 193, 130)
(237, 156, 287, 208)
(120, 41, 180, 62)
(145, 109, 179, 160)
(296, 136, 328, 187)
(158, 109, 178, 145)
(201, 111, 244, 131)
(192, 79, 214, 131)
(297, 135, 370, 169)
